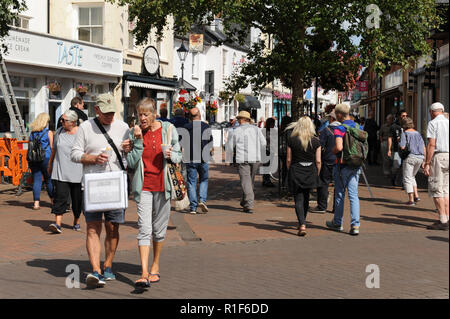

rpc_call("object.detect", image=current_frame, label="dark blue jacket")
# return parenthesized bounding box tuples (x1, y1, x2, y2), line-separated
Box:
(183, 121, 213, 163)
(319, 126, 337, 165)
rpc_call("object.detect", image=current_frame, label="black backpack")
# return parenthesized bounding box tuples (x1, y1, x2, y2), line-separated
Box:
(26, 129, 48, 163)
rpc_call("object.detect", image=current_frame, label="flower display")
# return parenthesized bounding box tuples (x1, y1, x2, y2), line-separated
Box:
(207, 100, 218, 115)
(173, 90, 202, 114)
(47, 82, 61, 92)
(76, 85, 88, 93)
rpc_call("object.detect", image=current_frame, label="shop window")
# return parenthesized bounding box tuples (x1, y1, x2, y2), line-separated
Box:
(192, 52, 199, 79)
(78, 7, 103, 45)
(11, 16, 30, 30)
(10, 76, 21, 87)
(23, 77, 37, 89)
(128, 31, 136, 50)
(222, 49, 228, 79)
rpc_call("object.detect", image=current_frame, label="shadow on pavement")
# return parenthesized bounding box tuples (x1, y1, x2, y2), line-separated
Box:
(239, 219, 330, 236)
(207, 204, 243, 212)
(4, 200, 52, 209)
(375, 203, 436, 213)
(359, 197, 402, 204)
(382, 213, 436, 223)
(361, 215, 427, 228)
(24, 219, 74, 232)
(26, 258, 142, 289)
(426, 236, 449, 243)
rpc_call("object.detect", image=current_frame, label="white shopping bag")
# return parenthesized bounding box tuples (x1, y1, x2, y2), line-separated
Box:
(83, 170, 128, 212)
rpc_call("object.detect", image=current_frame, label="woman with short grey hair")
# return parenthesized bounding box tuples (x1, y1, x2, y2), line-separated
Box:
(399, 117, 426, 206)
(47, 109, 84, 233)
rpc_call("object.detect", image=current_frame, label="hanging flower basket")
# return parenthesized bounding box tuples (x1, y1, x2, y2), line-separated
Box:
(207, 101, 218, 115)
(47, 82, 61, 94)
(173, 93, 202, 113)
(76, 85, 88, 96)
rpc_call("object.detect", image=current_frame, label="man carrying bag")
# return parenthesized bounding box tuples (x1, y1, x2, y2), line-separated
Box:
(71, 93, 132, 288)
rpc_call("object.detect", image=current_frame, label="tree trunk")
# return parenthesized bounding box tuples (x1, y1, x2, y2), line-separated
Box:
(291, 73, 304, 121)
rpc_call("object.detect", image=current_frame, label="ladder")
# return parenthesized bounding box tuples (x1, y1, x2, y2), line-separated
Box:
(0, 55, 27, 141)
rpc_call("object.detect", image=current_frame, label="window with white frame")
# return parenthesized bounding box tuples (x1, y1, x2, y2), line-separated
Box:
(78, 7, 103, 45)
(222, 49, 228, 78)
(192, 52, 199, 79)
(128, 31, 135, 50)
(11, 16, 30, 29)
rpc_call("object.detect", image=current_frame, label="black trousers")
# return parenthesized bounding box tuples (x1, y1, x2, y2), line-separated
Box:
(368, 137, 378, 164)
(51, 180, 82, 218)
(294, 188, 310, 226)
(316, 164, 334, 211)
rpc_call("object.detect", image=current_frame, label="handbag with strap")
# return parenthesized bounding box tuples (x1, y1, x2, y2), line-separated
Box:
(166, 124, 187, 201)
(399, 132, 411, 160)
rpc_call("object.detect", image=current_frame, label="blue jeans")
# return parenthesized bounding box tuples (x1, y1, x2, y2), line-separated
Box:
(186, 162, 209, 211)
(29, 157, 53, 201)
(333, 165, 360, 227)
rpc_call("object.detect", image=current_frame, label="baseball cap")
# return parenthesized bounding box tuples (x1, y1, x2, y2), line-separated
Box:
(430, 102, 445, 112)
(96, 93, 116, 113)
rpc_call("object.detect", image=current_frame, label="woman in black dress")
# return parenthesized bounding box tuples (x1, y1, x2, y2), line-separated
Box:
(286, 116, 321, 236)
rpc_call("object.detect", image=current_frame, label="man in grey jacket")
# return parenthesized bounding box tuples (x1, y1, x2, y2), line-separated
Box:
(226, 111, 266, 213)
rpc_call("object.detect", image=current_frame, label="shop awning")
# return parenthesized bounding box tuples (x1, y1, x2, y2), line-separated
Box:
(240, 95, 261, 109)
(178, 79, 197, 92)
(124, 80, 176, 97)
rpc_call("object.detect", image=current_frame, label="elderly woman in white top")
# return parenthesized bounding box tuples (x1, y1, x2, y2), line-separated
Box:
(47, 109, 84, 233)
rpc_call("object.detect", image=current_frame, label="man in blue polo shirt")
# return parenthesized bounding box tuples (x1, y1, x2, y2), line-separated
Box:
(326, 103, 362, 236)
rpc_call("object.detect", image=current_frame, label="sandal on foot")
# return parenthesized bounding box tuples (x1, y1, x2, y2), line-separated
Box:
(298, 226, 307, 236)
(32, 206, 40, 210)
(135, 278, 150, 288)
(149, 273, 160, 283)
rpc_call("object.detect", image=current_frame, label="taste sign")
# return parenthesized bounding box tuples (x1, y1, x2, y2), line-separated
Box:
(57, 41, 83, 67)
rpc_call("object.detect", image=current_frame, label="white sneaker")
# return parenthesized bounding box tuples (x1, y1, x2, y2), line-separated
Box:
(86, 272, 106, 288)
(189, 211, 197, 214)
(198, 202, 209, 213)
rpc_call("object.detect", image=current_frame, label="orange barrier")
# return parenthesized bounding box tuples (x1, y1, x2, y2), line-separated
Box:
(0, 138, 29, 186)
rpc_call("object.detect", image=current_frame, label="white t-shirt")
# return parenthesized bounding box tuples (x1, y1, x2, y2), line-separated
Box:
(427, 114, 449, 153)
(71, 118, 130, 175)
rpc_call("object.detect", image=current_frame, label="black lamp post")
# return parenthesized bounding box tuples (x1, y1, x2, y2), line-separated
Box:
(177, 41, 188, 88)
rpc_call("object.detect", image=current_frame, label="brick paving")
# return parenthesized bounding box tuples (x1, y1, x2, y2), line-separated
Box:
(0, 162, 448, 299)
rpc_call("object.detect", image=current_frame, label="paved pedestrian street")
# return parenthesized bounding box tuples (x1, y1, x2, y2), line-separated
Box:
(0, 164, 448, 299)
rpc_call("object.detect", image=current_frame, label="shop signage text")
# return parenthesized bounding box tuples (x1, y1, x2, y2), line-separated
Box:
(57, 41, 83, 67)
(2, 29, 122, 77)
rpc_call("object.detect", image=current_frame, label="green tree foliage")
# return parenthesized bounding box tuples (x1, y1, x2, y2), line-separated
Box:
(0, 0, 27, 53)
(110, 0, 442, 119)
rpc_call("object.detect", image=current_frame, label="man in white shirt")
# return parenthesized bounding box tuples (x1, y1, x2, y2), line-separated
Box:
(226, 111, 266, 213)
(423, 102, 449, 230)
(71, 93, 131, 287)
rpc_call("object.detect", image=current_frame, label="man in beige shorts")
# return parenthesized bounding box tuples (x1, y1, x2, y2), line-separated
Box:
(423, 102, 449, 230)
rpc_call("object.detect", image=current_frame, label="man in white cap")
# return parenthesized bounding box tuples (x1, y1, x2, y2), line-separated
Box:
(226, 110, 266, 213)
(71, 93, 132, 287)
(423, 102, 449, 230)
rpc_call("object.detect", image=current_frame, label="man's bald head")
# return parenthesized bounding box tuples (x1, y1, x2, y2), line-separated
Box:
(190, 107, 201, 120)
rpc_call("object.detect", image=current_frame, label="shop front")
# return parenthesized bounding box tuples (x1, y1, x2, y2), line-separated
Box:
(122, 72, 179, 126)
(380, 69, 405, 122)
(1, 28, 122, 133)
